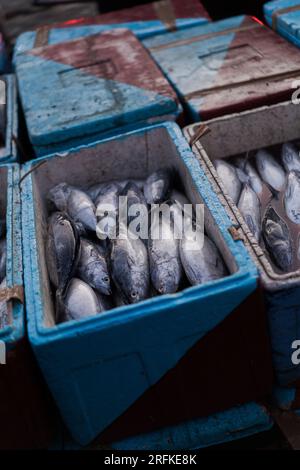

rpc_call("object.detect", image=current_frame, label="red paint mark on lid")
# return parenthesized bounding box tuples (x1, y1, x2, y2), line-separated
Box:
(61, 18, 86, 26)
(251, 16, 265, 26)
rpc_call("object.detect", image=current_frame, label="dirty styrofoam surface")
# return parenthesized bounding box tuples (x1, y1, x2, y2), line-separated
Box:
(143, 15, 300, 121)
(0, 164, 23, 348)
(21, 122, 260, 445)
(264, 0, 300, 48)
(16, 29, 179, 157)
(184, 100, 300, 386)
(13, 0, 211, 57)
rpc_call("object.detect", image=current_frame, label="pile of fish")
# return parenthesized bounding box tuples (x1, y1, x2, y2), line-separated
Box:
(45, 169, 227, 324)
(214, 142, 300, 273)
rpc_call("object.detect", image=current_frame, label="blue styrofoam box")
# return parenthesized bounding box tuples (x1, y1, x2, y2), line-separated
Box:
(0, 164, 23, 349)
(0, 75, 18, 163)
(13, 19, 210, 61)
(15, 29, 180, 158)
(272, 385, 297, 410)
(264, 0, 300, 47)
(143, 15, 300, 122)
(61, 402, 273, 450)
(21, 122, 260, 446)
(184, 100, 300, 387)
(112, 402, 273, 450)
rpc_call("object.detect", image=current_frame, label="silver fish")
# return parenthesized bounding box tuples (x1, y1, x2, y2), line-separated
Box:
(144, 169, 171, 204)
(111, 224, 150, 303)
(169, 189, 190, 209)
(118, 179, 145, 192)
(49, 183, 97, 231)
(148, 212, 183, 294)
(61, 278, 102, 322)
(284, 171, 300, 224)
(238, 184, 261, 241)
(236, 160, 263, 196)
(46, 212, 80, 291)
(95, 183, 120, 240)
(120, 182, 148, 236)
(77, 238, 111, 295)
(67, 188, 96, 232)
(180, 234, 226, 285)
(87, 182, 121, 203)
(48, 183, 72, 212)
(262, 207, 293, 272)
(0, 238, 6, 284)
(282, 143, 300, 173)
(0, 277, 8, 329)
(255, 149, 285, 192)
(214, 159, 241, 204)
(95, 291, 113, 312)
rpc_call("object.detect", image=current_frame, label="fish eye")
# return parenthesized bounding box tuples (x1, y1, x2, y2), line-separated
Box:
(103, 276, 109, 283)
(131, 291, 138, 298)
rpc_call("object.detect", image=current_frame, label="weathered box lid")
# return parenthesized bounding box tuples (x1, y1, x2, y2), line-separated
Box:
(51, 0, 211, 31)
(13, 0, 210, 58)
(264, 0, 300, 47)
(143, 15, 300, 121)
(16, 29, 179, 148)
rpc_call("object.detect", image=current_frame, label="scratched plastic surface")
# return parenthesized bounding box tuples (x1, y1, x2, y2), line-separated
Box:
(0, 76, 18, 163)
(144, 15, 300, 121)
(22, 122, 260, 445)
(16, 29, 179, 157)
(264, 0, 300, 48)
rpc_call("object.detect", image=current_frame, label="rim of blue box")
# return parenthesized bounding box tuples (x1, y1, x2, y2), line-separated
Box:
(0, 164, 24, 346)
(12, 16, 210, 62)
(264, 0, 300, 47)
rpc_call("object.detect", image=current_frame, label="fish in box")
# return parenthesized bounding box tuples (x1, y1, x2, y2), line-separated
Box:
(143, 15, 300, 122)
(13, 0, 211, 58)
(264, 0, 300, 48)
(0, 164, 55, 449)
(0, 75, 18, 163)
(15, 29, 179, 158)
(184, 100, 300, 387)
(22, 122, 273, 446)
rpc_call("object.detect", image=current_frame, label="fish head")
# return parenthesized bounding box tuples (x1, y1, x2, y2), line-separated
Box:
(127, 271, 149, 303)
(264, 219, 283, 240)
(48, 183, 71, 211)
(92, 268, 111, 296)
